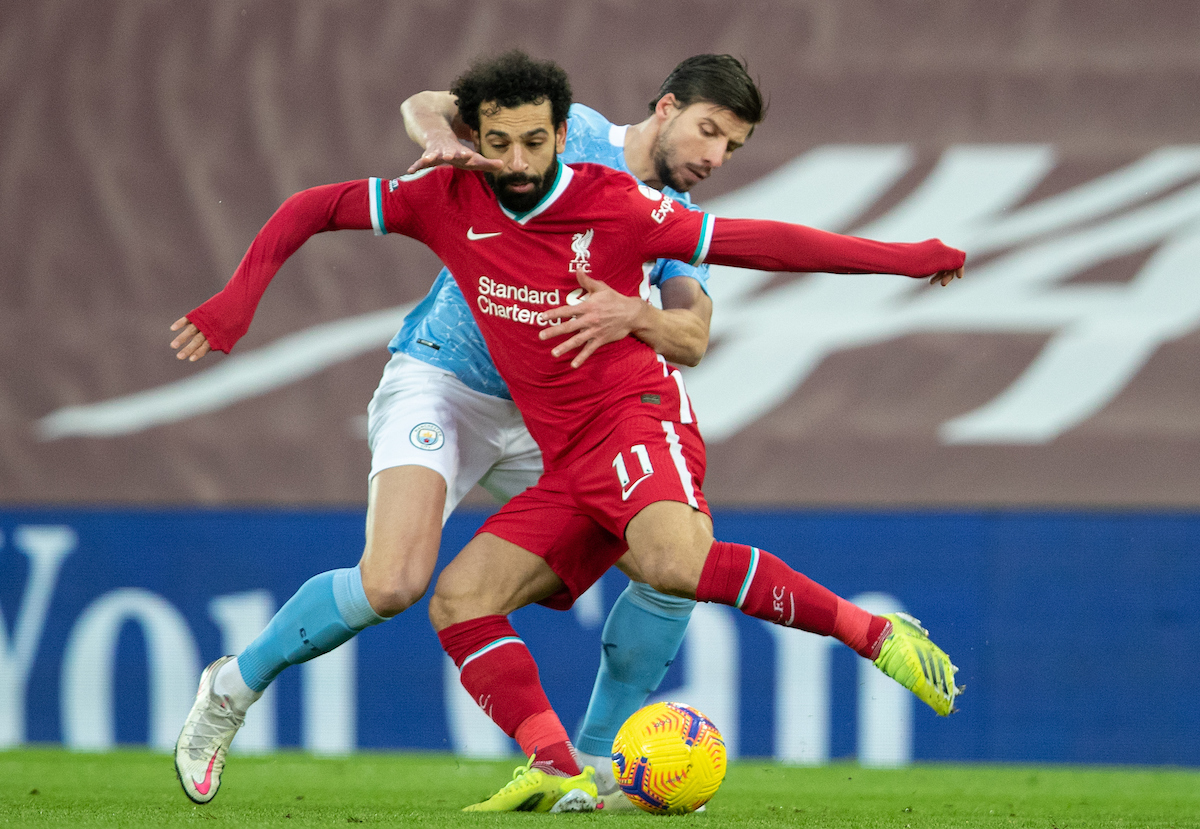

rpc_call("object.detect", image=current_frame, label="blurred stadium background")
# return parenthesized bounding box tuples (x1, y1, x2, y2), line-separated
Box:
(3, 1, 1199, 767)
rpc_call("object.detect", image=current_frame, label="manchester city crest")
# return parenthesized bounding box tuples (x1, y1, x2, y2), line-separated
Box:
(409, 422, 445, 451)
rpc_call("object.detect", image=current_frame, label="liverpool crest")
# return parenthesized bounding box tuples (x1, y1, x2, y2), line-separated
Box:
(569, 228, 594, 275)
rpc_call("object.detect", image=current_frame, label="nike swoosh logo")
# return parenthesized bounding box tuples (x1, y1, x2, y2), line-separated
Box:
(192, 751, 218, 796)
(621, 473, 653, 501)
(467, 227, 502, 240)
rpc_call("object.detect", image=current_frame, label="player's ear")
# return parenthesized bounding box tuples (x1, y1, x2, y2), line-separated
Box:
(555, 121, 567, 153)
(654, 93, 680, 122)
(471, 129, 483, 152)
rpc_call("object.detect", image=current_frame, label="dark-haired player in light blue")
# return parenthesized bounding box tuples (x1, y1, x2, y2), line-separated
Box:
(173, 55, 765, 809)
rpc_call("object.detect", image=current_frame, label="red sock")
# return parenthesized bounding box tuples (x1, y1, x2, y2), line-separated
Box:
(834, 599, 892, 660)
(515, 711, 580, 777)
(438, 615, 577, 771)
(696, 541, 890, 659)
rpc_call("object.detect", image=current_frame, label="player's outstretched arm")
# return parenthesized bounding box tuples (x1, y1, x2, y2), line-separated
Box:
(538, 272, 712, 368)
(402, 90, 502, 174)
(178, 181, 374, 355)
(703, 217, 966, 281)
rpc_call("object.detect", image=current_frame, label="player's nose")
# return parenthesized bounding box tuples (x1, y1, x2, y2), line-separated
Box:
(703, 139, 727, 170)
(509, 145, 530, 172)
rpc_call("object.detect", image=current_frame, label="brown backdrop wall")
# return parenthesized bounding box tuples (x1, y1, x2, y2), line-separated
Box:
(4, 1, 1199, 507)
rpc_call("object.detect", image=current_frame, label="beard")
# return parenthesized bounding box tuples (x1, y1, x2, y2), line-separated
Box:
(651, 143, 691, 193)
(650, 120, 694, 193)
(486, 157, 559, 213)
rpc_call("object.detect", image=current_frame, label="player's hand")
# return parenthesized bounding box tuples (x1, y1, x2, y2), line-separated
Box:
(407, 133, 502, 174)
(929, 266, 964, 286)
(169, 317, 212, 362)
(540, 273, 646, 368)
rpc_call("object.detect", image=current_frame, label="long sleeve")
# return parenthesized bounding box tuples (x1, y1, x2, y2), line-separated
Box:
(187, 180, 372, 353)
(705, 217, 965, 277)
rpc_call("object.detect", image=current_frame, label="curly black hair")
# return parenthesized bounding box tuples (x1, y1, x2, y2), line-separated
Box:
(451, 50, 572, 132)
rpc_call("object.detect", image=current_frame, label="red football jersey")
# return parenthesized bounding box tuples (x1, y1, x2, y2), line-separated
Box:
(187, 161, 964, 473)
(375, 162, 712, 468)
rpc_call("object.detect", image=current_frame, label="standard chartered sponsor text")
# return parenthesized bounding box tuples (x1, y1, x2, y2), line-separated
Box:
(476, 275, 564, 326)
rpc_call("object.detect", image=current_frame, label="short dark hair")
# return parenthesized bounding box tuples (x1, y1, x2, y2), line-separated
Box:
(649, 54, 766, 126)
(451, 50, 573, 132)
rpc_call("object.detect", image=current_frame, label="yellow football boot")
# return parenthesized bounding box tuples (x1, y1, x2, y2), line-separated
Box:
(464, 756, 598, 812)
(873, 612, 964, 716)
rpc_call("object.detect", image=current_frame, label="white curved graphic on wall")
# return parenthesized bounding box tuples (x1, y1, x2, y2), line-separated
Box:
(37, 304, 415, 440)
(688, 145, 1200, 444)
(36, 147, 1200, 445)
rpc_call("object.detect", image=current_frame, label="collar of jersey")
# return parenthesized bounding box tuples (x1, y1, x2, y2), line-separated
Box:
(607, 124, 631, 173)
(498, 161, 574, 225)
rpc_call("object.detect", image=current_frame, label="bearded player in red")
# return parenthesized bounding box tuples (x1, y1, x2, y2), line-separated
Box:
(172, 51, 965, 811)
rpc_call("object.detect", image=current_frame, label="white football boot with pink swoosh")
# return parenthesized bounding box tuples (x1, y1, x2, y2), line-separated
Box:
(174, 656, 247, 803)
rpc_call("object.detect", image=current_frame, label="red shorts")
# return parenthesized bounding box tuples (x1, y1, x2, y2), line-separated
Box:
(478, 415, 709, 609)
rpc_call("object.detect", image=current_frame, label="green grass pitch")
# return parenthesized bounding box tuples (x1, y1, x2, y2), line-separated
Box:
(2, 749, 1198, 828)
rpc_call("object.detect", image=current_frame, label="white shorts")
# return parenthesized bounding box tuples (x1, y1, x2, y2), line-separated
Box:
(367, 352, 544, 524)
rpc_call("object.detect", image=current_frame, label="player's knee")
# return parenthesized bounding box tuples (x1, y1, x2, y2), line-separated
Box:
(362, 582, 425, 618)
(427, 594, 449, 631)
(426, 564, 472, 630)
(360, 565, 432, 617)
(639, 555, 702, 599)
(625, 503, 713, 591)
(627, 530, 710, 599)
(427, 585, 469, 631)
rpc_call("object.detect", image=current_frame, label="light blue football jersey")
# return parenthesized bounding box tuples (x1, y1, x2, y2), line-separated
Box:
(388, 103, 712, 399)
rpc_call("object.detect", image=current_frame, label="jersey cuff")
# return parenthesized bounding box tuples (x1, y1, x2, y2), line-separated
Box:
(689, 213, 715, 265)
(369, 177, 387, 236)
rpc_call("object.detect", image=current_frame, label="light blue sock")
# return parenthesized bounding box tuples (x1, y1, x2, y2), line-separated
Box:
(236, 565, 386, 692)
(575, 581, 695, 756)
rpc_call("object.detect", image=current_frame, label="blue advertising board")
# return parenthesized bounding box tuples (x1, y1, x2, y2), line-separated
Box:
(2, 508, 1197, 765)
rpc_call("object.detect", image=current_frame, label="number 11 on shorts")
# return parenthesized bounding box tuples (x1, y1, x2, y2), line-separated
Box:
(613, 444, 655, 501)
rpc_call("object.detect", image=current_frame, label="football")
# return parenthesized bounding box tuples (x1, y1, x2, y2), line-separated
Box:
(611, 701, 727, 814)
